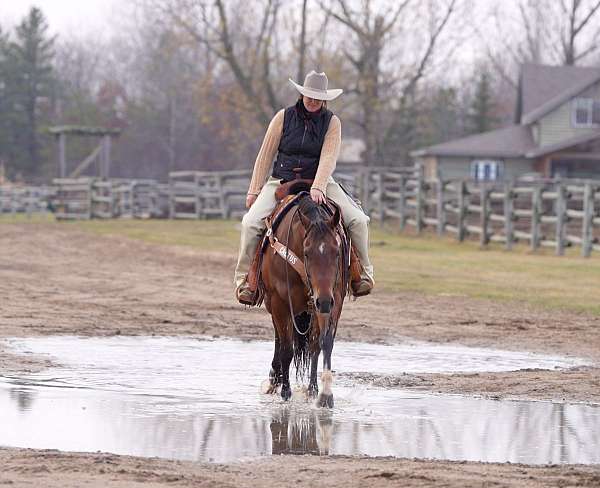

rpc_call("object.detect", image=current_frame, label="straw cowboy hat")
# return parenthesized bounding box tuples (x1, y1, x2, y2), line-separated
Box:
(289, 70, 343, 101)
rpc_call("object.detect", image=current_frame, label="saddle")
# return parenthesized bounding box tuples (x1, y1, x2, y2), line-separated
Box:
(243, 179, 361, 307)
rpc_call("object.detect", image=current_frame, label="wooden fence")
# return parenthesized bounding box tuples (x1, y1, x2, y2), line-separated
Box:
(5, 164, 599, 258)
(374, 167, 600, 257)
(168, 170, 250, 219)
(51, 178, 170, 220)
(0, 185, 53, 216)
(2, 166, 416, 220)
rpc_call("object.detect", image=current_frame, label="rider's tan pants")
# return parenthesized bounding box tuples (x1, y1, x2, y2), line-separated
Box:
(234, 176, 374, 288)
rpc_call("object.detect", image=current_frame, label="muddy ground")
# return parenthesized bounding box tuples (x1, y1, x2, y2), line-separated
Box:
(1, 222, 599, 487)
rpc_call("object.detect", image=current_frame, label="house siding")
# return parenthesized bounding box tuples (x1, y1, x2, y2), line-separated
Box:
(538, 80, 600, 147)
(436, 156, 535, 180)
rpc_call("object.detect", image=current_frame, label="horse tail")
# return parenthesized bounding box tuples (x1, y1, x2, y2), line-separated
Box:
(292, 311, 311, 380)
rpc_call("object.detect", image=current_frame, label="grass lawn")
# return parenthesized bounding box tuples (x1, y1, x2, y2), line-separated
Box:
(3, 215, 600, 315)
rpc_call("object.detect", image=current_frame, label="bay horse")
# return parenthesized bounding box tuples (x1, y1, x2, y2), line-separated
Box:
(261, 188, 348, 408)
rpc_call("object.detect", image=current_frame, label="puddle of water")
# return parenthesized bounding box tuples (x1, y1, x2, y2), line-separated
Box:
(0, 336, 598, 465)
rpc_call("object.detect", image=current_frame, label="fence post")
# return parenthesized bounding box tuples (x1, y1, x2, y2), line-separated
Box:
(480, 185, 490, 246)
(582, 182, 594, 257)
(398, 174, 406, 231)
(376, 172, 385, 224)
(530, 184, 541, 251)
(195, 173, 203, 219)
(58, 133, 66, 178)
(361, 167, 371, 214)
(457, 180, 466, 242)
(555, 182, 566, 256)
(504, 181, 514, 250)
(415, 166, 424, 233)
(436, 179, 445, 235)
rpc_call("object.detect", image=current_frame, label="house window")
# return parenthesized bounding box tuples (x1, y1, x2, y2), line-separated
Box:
(572, 98, 600, 127)
(470, 160, 503, 181)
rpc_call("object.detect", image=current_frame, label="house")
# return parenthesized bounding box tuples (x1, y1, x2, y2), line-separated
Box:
(411, 63, 600, 181)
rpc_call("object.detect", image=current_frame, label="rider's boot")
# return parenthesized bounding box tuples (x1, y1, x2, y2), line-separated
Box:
(236, 281, 257, 306)
(349, 246, 374, 297)
(347, 216, 374, 297)
(234, 216, 264, 306)
(235, 251, 262, 306)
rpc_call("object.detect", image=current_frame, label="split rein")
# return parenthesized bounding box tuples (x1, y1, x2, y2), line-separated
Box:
(265, 205, 341, 336)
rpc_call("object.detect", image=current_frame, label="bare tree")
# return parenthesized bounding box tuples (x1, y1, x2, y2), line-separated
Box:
(480, 0, 600, 89)
(322, 0, 458, 165)
(297, 0, 308, 82)
(558, 0, 600, 65)
(146, 0, 316, 126)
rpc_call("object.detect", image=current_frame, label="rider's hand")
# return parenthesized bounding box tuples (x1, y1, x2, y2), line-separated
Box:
(310, 188, 325, 205)
(246, 194, 258, 208)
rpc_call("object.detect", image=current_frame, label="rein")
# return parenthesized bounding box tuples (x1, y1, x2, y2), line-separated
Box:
(266, 200, 342, 337)
(285, 207, 311, 336)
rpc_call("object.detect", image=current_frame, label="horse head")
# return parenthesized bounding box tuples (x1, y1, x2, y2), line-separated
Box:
(297, 196, 342, 321)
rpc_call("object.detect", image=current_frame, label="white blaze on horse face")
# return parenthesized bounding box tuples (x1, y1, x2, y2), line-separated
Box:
(318, 242, 325, 254)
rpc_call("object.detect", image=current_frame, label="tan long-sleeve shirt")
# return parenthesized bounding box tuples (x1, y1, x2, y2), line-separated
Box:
(247, 109, 341, 196)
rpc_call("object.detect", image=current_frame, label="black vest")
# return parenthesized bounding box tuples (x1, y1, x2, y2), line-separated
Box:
(272, 105, 333, 181)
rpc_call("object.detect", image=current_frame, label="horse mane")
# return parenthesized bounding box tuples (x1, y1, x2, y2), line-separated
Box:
(297, 194, 331, 234)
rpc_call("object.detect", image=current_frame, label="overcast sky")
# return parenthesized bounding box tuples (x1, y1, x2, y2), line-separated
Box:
(2, 0, 119, 33)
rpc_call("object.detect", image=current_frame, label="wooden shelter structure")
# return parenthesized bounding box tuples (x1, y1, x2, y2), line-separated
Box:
(48, 126, 121, 179)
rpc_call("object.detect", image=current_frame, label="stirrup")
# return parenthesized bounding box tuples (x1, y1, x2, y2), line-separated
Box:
(236, 283, 259, 306)
(351, 277, 373, 297)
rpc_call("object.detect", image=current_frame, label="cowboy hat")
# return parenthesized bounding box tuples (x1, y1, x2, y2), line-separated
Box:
(289, 70, 343, 101)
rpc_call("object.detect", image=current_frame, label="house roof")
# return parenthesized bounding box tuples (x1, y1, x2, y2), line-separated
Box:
(525, 130, 600, 158)
(411, 125, 535, 159)
(520, 64, 600, 124)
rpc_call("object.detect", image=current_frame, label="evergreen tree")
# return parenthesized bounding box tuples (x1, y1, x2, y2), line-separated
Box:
(468, 71, 496, 134)
(8, 7, 55, 177)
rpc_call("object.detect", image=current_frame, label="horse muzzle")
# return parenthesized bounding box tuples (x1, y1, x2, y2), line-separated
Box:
(315, 296, 333, 314)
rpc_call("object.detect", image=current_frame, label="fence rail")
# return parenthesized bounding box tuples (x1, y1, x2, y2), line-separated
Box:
(0, 185, 53, 216)
(3, 164, 599, 257)
(373, 168, 600, 257)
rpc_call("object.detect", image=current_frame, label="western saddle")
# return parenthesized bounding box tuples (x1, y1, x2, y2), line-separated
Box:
(241, 179, 365, 307)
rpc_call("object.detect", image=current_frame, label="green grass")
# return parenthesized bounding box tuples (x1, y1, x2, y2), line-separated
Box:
(369, 225, 600, 315)
(3, 216, 600, 315)
(73, 219, 242, 253)
(0, 213, 55, 224)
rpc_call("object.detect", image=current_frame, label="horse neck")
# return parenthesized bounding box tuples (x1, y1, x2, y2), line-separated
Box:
(279, 207, 306, 256)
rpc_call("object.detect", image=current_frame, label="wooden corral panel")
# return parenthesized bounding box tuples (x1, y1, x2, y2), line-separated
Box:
(52, 178, 93, 220)
(0, 185, 53, 216)
(378, 166, 600, 257)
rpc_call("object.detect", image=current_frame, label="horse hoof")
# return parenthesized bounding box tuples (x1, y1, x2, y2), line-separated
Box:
(281, 385, 292, 401)
(260, 379, 279, 395)
(317, 393, 334, 408)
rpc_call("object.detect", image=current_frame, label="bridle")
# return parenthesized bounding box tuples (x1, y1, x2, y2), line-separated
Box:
(284, 205, 341, 336)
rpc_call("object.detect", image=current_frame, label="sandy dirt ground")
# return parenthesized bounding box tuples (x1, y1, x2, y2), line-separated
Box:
(2, 448, 600, 488)
(1, 223, 599, 487)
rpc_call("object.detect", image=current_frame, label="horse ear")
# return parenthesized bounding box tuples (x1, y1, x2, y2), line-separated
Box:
(329, 208, 340, 229)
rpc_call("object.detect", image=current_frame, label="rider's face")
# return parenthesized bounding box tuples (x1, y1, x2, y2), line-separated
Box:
(303, 96, 323, 112)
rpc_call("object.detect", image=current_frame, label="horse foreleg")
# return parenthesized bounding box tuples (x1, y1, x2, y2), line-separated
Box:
(266, 334, 281, 394)
(307, 349, 320, 398)
(280, 342, 294, 401)
(317, 328, 334, 408)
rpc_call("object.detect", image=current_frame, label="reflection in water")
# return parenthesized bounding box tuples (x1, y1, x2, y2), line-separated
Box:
(270, 408, 333, 455)
(0, 336, 598, 464)
(1, 381, 599, 464)
(9, 388, 36, 412)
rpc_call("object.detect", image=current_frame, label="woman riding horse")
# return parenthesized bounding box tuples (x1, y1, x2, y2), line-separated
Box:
(234, 70, 374, 303)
